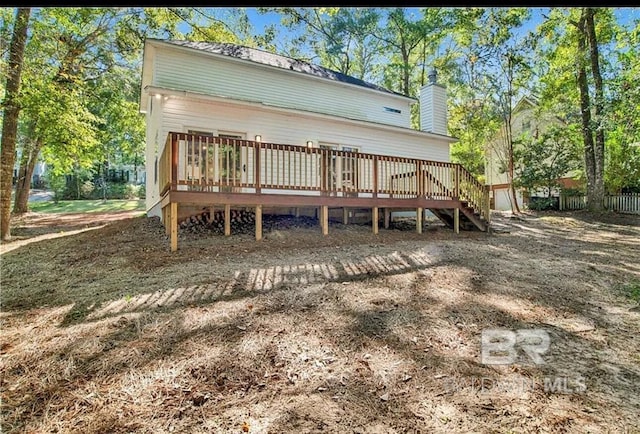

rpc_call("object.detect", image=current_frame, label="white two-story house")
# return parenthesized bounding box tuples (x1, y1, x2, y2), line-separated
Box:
(139, 39, 489, 250)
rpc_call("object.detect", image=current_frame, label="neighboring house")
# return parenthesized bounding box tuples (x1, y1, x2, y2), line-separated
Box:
(13, 157, 46, 189)
(484, 96, 581, 211)
(139, 39, 490, 250)
(104, 164, 146, 185)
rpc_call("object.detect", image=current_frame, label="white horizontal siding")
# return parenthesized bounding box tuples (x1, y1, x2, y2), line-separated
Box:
(160, 97, 450, 160)
(145, 96, 450, 204)
(485, 143, 510, 186)
(152, 47, 412, 129)
(145, 96, 164, 214)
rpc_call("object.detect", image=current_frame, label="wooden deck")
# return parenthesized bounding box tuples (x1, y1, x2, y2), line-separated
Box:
(158, 132, 490, 251)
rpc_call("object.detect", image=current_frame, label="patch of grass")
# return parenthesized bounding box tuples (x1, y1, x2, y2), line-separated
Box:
(29, 199, 145, 214)
(618, 280, 640, 303)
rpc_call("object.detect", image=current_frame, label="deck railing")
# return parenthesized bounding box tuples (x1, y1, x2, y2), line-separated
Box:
(159, 132, 489, 220)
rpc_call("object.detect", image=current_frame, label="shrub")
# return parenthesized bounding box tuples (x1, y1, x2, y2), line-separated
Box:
(123, 183, 142, 199)
(561, 187, 585, 197)
(88, 182, 144, 200)
(80, 180, 95, 199)
(528, 196, 558, 211)
(46, 173, 67, 203)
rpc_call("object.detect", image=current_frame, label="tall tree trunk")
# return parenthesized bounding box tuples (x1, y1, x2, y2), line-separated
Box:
(401, 45, 410, 96)
(133, 155, 138, 184)
(13, 146, 30, 212)
(508, 142, 521, 213)
(576, 10, 598, 211)
(0, 8, 31, 241)
(504, 121, 521, 214)
(13, 145, 30, 213)
(503, 66, 520, 214)
(420, 39, 427, 86)
(585, 7, 606, 210)
(13, 139, 43, 214)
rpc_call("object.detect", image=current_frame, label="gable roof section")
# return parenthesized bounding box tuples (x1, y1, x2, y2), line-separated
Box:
(512, 95, 539, 115)
(512, 95, 570, 127)
(157, 39, 412, 101)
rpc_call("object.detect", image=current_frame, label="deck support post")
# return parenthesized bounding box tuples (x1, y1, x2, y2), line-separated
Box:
(454, 207, 460, 234)
(164, 206, 170, 236)
(372, 207, 379, 234)
(170, 202, 178, 252)
(208, 206, 215, 221)
(224, 204, 231, 236)
(343, 207, 349, 225)
(255, 204, 262, 241)
(416, 207, 423, 234)
(295, 207, 300, 218)
(321, 205, 329, 235)
(384, 208, 391, 229)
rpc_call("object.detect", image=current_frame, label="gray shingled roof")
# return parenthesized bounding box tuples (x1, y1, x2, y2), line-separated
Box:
(163, 40, 411, 99)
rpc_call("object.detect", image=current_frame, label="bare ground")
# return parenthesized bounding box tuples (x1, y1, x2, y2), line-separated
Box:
(1, 210, 639, 433)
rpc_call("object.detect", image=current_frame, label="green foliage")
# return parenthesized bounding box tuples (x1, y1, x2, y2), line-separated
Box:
(527, 196, 557, 211)
(103, 183, 145, 200)
(605, 20, 640, 193)
(12, 7, 190, 205)
(562, 187, 586, 197)
(45, 172, 67, 203)
(605, 138, 640, 193)
(178, 8, 244, 43)
(53, 177, 145, 200)
(378, 8, 447, 96)
(449, 96, 502, 179)
(534, 8, 624, 208)
(80, 180, 95, 198)
(442, 8, 532, 184)
(48, 163, 143, 201)
(59, 167, 95, 200)
(10, 7, 278, 204)
(514, 124, 582, 197)
(618, 280, 640, 303)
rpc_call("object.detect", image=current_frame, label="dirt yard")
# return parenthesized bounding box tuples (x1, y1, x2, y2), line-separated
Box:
(1, 210, 639, 433)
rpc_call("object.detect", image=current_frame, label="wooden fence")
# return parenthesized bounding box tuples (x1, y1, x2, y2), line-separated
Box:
(559, 193, 640, 214)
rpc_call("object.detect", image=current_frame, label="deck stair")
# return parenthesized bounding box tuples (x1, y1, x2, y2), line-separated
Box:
(429, 203, 488, 232)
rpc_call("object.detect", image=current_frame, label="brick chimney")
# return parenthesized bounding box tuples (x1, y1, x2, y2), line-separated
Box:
(420, 68, 448, 135)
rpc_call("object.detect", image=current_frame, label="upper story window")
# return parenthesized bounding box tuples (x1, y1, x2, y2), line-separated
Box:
(384, 106, 402, 114)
